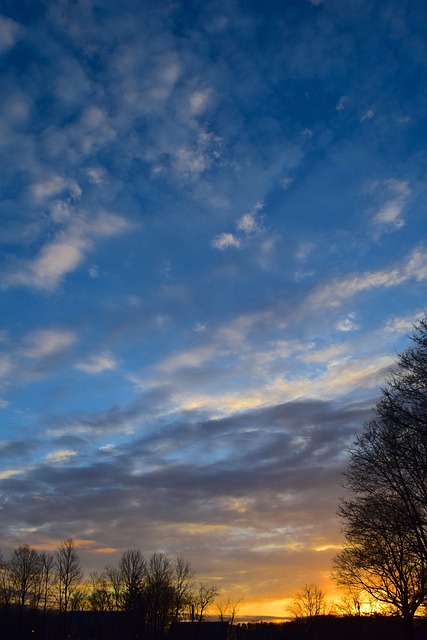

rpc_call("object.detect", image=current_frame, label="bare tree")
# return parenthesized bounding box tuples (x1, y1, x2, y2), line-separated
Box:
(104, 563, 123, 611)
(289, 584, 327, 621)
(172, 556, 194, 623)
(189, 583, 219, 622)
(9, 544, 41, 611)
(0, 550, 12, 608)
(335, 317, 427, 640)
(104, 552, 195, 639)
(38, 551, 54, 613)
(116, 549, 147, 640)
(3, 544, 42, 639)
(119, 549, 146, 612)
(37, 551, 55, 640)
(55, 538, 83, 639)
(145, 552, 175, 638)
(334, 494, 427, 637)
(217, 596, 243, 624)
(335, 584, 367, 616)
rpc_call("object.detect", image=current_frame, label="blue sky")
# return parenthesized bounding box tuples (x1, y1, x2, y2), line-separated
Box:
(1, 0, 427, 617)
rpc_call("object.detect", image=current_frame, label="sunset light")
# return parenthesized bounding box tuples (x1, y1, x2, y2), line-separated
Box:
(1, 0, 427, 627)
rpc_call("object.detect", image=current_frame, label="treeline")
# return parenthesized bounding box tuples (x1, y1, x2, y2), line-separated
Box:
(237, 618, 427, 640)
(0, 538, 219, 640)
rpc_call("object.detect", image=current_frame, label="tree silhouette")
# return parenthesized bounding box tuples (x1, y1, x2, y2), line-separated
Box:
(55, 538, 83, 639)
(334, 316, 427, 640)
(289, 583, 327, 620)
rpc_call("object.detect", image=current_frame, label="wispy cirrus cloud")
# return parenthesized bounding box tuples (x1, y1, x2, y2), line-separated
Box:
(360, 107, 375, 122)
(3, 210, 133, 292)
(309, 247, 427, 309)
(75, 352, 117, 374)
(44, 449, 77, 463)
(7, 240, 87, 291)
(30, 175, 82, 201)
(371, 178, 411, 233)
(21, 329, 77, 359)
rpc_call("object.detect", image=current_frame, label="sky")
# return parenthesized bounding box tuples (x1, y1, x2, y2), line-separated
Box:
(1, 0, 427, 620)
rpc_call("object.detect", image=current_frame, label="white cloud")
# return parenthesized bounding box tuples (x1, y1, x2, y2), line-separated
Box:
(31, 175, 81, 201)
(100, 444, 116, 452)
(237, 212, 258, 233)
(372, 179, 411, 232)
(68, 105, 117, 156)
(75, 352, 117, 374)
(387, 179, 411, 197)
(237, 203, 264, 235)
(90, 212, 132, 237)
(86, 167, 106, 184)
(50, 200, 72, 223)
(7, 239, 86, 291)
(309, 248, 427, 308)
(404, 247, 427, 280)
(149, 59, 181, 101)
(22, 329, 77, 359)
(156, 347, 392, 417)
(336, 313, 360, 332)
(383, 312, 424, 335)
(335, 96, 348, 111)
(374, 201, 405, 228)
(0, 469, 21, 480)
(273, 354, 393, 402)
(45, 449, 77, 463)
(4, 210, 132, 292)
(157, 346, 220, 373)
(173, 146, 211, 179)
(31, 175, 67, 199)
(0, 15, 21, 53)
(213, 203, 267, 253)
(69, 181, 82, 199)
(215, 310, 273, 347)
(360, 108, 375, 122)
(297, 344, 346, 364)
(154, 311, 273, 379)
(189, 89, 212, 115)
(254, 339, 305, 366)
(295, 241, 315, 262)
(280, 177, 295, 190)
(211, 233, 241, 250)
(171, 129, 222, 181)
